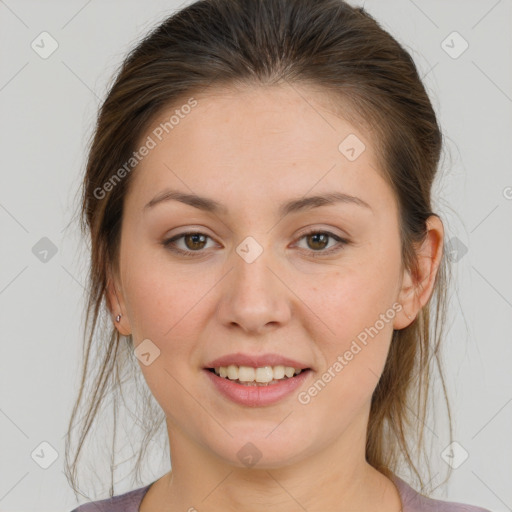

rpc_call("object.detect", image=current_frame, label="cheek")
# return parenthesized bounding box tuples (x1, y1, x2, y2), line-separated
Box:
(301, 245, 401, 396)
(306, 244, 401, 336)
(120, 256, 215, 414)
(120, 236, 213, 338)
(125, 268, 214, 344)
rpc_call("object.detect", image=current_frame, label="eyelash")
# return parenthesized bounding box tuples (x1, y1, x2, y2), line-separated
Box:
(161, 229, 349, 258)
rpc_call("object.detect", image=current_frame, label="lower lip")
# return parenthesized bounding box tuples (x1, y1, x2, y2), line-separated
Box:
(203, 368, 312, 407)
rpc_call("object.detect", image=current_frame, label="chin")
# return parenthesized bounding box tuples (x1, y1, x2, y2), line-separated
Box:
(206, 430, 312, 470)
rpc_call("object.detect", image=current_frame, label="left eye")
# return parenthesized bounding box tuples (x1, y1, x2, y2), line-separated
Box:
(294, 230, 348, 256)
(162, 230, 348, 257)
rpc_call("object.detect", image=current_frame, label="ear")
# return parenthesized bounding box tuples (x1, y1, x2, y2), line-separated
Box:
(106, 266, 132, 336)
(393, 215, 444, 330)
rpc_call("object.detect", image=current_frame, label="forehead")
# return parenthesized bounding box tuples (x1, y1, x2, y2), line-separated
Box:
(144, 83, 372, 158)
(125, 83, 392, 213)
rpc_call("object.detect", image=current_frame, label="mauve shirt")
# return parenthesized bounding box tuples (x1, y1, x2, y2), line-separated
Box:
(69, 474, 493, 512)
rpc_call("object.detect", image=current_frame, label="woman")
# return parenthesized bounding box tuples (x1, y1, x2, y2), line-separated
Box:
(65, 0, 492, 510)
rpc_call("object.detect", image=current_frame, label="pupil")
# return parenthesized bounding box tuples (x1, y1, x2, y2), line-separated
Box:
(186, 233, 206, 250)
(309, 233, 328, 250)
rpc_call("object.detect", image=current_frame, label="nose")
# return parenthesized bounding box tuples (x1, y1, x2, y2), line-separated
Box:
(216, 243, 292, 335)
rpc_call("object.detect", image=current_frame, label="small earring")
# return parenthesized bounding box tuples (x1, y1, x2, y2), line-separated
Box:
(115, 314, 122, 322)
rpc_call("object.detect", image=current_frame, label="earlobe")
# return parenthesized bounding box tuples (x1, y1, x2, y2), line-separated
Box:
(393, 215, 444, 330)
(106, 271, 132, 336)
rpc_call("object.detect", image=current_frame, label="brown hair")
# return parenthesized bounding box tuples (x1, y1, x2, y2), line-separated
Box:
(65, 0, 453, 498)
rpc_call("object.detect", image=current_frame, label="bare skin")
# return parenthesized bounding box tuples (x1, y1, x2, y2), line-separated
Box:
(106, 83, 443, 512)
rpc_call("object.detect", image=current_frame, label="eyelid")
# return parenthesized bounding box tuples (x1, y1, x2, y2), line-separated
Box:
(162, 230, 218, 256)
(292, 228, 349, 257)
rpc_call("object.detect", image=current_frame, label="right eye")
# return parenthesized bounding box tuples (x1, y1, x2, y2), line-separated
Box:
(162, 231, 217, 256)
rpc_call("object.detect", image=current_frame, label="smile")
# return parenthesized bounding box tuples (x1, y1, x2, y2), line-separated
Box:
(204, 367, 312, 406)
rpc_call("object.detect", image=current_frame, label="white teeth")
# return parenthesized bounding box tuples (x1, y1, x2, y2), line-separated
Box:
(213, 364, 304, 383)
(284, 366, 295, 378)
(227, 365, 238, 380)
(273, 365, 285, 379)
(238, 366, 255, 382)
(255, 366, 273, 383)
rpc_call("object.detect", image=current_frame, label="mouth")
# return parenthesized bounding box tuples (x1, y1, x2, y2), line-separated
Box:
(203, 364, 313, 406)
(205, 366, 312, 386)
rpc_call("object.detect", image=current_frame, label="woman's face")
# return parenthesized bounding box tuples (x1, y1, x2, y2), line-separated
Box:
(110, 84, 417, 468)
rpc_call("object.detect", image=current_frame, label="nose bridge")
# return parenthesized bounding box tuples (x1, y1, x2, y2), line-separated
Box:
(219, 234, 290, 332)
(235, 241, 275, 295)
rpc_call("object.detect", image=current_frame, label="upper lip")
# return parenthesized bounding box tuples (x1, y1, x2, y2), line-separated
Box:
(205, 352, 311, 370)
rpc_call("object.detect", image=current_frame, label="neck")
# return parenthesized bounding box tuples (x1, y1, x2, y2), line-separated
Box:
(143, 414, 402, 512)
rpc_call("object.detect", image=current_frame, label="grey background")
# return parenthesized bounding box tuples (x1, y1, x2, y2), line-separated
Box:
(0, 0, 511, 511)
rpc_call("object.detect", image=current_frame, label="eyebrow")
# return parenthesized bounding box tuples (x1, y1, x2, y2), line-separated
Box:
(143, 189, 372, 216)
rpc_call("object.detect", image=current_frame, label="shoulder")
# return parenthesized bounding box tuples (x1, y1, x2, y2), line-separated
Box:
(391, 475, 494, 512)
(68, 483, 153, 512)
